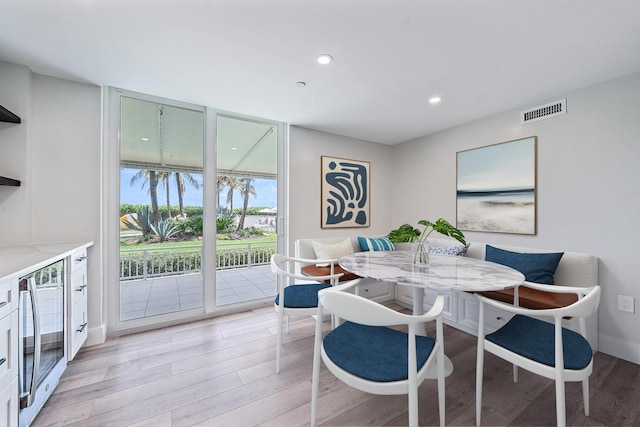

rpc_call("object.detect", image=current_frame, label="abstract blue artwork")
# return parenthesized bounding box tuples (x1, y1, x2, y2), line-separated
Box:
(457, 136, 537, 234)
(321, 156, 370, 228)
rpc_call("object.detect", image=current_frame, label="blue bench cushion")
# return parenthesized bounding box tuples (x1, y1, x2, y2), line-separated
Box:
(485, 245, 563, 284)
(275, 283, 332, 308)
(486, 314, 592, 370)
(323, 321, 436, 382)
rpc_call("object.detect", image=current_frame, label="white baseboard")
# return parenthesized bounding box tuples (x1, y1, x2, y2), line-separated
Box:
(599, 333, 640, 365)
(85, 324, 107, 347)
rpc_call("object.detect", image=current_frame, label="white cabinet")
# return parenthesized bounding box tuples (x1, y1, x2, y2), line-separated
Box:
(0, 242, 92, 427)
(0, 378, 18, 427)
(395, 285, 457, 323)
(357, 280, 394, 302)
(457, 291, 512, 335)
(0, 278, 18, 427)
(67, 246, 89, 360)
(397, 286, 515, 335)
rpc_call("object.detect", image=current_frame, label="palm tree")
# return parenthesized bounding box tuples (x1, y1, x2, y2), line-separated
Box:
(130, 169, 160, 224)
(225, 176, 240, 215)
(175, 172, 201, 218)
(158, 171, 171, 218)
(217, 175, 232, 214)
(236, 177, 257, 230)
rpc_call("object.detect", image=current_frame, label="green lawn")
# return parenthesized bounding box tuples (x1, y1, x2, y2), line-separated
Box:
(119, 233, 277, 250)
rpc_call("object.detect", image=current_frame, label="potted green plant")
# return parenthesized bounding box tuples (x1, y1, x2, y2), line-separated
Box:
(389, 218, 466, 264)
(387, 223, 422, 244)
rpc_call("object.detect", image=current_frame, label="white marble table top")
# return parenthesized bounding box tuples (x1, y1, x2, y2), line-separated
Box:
(338, 251, 524, 292)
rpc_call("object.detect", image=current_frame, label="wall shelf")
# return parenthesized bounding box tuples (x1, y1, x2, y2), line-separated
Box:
(0, 176, 20, 186)
(1, 104, 22, 185)
(0, 105, 21, 123)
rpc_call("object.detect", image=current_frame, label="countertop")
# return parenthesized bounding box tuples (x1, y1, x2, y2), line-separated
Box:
(0, 241, 93, 281)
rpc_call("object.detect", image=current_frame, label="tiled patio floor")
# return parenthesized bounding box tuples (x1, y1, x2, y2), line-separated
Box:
(119, 265, 277, 320)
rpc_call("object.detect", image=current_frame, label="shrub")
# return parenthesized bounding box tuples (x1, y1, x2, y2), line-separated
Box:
(150, 219, 180, 242)
(216, 215, 235, 233)
(122, 206, 154, 240)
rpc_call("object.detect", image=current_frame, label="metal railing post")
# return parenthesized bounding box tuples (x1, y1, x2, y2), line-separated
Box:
(142, 249, 148, 280)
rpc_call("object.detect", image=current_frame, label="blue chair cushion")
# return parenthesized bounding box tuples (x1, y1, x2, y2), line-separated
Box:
(323, 321, 436, 382)
(486, 314, 592, 370)
(485, 245, 564, 284)
(274, 283, 331, 308)
(358, 236, 396, 252)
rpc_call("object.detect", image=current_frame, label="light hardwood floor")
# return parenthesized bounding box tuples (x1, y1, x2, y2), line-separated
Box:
(33, 303, 640, 426)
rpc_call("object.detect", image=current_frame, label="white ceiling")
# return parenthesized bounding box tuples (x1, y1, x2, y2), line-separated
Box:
(1, 0, 640, 145)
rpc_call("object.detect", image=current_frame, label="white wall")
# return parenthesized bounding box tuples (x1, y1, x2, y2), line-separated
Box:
(30, 74, 103, 343)
(0, 61, 32, 243)
(288, 126, 394, 254)
(31, 74, 102, 243)
(391, 72, 640, 364)
(0, 63, 104, 345)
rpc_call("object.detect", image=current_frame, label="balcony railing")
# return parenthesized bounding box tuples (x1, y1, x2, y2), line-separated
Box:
(120, 241, 277, 281)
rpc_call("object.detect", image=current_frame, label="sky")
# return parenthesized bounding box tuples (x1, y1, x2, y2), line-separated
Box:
(120, 167, 277, 208)
(456, 137, 535, 191)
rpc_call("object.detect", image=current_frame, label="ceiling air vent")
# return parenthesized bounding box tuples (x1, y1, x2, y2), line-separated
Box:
(520, 99, 566, 124)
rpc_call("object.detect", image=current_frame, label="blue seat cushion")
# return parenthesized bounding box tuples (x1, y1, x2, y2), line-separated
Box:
(323, 321, 436, 382)
(486, 314, 592, 370)
(274, 283, 331, 308)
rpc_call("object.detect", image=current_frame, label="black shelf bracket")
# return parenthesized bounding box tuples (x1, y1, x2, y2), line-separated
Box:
(0, 105, 21, 123)
(0, 176, 21, 186)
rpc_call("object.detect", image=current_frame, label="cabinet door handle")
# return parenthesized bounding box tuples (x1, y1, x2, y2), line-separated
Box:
(76, 323, 87, 333)
(0, 301, 6, 308)
(75, 284, 88, 292)
(0, 357, 5, 367)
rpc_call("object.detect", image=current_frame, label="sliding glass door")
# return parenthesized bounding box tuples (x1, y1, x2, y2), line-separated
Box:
(105, 87, 286, 333)
(215, 114, 279, 306)
(118, 95, 205, 321)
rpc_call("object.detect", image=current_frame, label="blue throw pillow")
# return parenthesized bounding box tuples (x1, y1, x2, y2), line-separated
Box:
(358, 236, 396, 252)
(485, 245, 563, 284)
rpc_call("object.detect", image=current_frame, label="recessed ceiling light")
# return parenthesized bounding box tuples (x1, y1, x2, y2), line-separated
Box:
(317, 54, 333, 65)
(141, 137, 149, 141)
(296, 81, 306, 88)
(429, 96, 442, 104)
(231, 147, 238, 150)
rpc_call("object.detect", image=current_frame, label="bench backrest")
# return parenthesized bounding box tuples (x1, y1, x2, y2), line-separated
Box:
(297, 236, 598, 288)
(295, 236, 363, 260)
(451, 239, 598, 287)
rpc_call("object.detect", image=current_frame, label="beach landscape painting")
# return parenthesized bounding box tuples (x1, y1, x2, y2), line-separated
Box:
(456, 136, 536, 234)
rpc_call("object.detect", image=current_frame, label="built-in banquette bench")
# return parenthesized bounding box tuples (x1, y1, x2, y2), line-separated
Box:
(295, 236, 599, 350)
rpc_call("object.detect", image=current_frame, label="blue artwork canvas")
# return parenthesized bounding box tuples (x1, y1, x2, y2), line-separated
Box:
(457, 136, 536, 234)
(321, 156, 370, 228)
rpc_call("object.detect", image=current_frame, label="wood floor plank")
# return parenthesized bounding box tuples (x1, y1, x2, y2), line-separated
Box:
(45, 364, 172, 410)
(31, 302, 640, 427)
(170, 361, 317, 426)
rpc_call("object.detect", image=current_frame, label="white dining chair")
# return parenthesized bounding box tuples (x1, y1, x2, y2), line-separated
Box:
(270, 254, 344, 373)
(475, 283, 601, 427)
(311, 280, 446, 427)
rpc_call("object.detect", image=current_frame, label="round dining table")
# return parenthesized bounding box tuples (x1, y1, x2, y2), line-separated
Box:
(338, 250, 525, 376)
